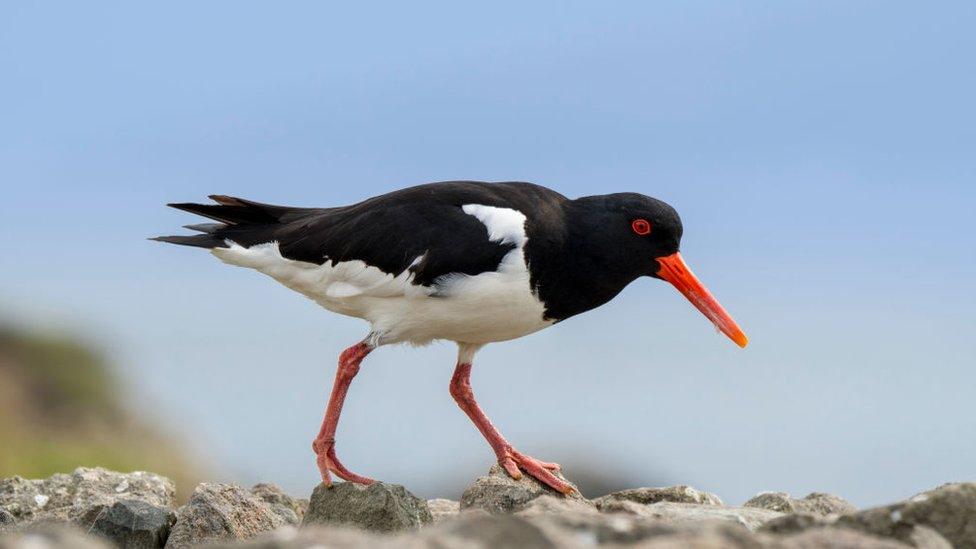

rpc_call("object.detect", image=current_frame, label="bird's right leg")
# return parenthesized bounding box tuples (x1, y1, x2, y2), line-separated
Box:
(311, 337, 375, 485)
(449, 346, 573, 494)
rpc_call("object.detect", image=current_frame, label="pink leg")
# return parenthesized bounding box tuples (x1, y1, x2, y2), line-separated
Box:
(449, 361, 573, 494)
(311, 340, 374, 485)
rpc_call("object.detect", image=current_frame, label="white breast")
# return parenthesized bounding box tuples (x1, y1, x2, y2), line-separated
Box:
(211, 204, 553, 346)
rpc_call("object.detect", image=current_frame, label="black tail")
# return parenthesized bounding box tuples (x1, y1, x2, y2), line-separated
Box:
(152, 195, 317, 249)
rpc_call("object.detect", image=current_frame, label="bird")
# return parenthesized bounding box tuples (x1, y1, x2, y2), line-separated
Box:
(154, 180, 747, 494)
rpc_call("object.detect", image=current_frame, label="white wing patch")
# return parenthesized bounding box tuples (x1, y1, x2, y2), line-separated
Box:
(461, 204, 527, 246)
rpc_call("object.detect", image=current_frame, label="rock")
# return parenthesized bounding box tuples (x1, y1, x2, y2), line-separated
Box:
(834, 483, 975, 549)
(759, 513, 836, 535)
(165, 483, 285, 548)
(0, 477, 46, 524)
(594, 485, 724, 510)
(0, 468, 175, 523)
(204, 525, 380, 549)
(249, 484, 307, 525)
(515, 495, 598, 518)
(534, 513, 761, 548)
(426, 498, 459, 523)
(0, 508, 14, 531)
(601, 500, 783, 531)
(760, 508, 951, 548)
(802, 493, 859, 516)
(78, 498, 176, 549)
(745, 491, 856, 516)
(459, 465, 589, 514)
(420, 512, 559, 548)
(302, 482, 431, 533)
(772, 526, 917, 549)
(838, 509, 954, 549)
(0, 523, 112, 549)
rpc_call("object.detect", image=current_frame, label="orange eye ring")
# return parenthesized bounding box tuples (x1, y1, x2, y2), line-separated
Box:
(631, 218, 652, 235)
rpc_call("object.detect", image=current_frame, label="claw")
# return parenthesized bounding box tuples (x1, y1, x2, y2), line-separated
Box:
(501, 458, 523, 480)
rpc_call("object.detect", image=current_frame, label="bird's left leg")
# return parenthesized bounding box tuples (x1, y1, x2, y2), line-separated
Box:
(449, 345, 573, 494)
(311, 335, 376, 485)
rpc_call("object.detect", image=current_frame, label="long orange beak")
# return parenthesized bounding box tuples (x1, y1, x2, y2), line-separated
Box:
(655, 252, 748, 348)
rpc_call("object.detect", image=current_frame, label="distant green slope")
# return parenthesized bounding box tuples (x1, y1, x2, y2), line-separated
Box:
(0, 326, 204, 498)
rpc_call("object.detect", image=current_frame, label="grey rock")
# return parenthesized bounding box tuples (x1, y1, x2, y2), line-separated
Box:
(759, 513, 835, 535)
(0, 478, 40, 522)
(0, 523, 112, 549)
(515, 495, 598, 518)
(426, 498, 459, 523)
(0, 508, 14, 531)
(459, 465, 589, 514)
(536, 513, 762, 548)
(302, 482, 431, 533)
(204, 525, 380, 549)
(527, 509, 703, 546)
(0, 468, 175, 523)
(601, 500, 783, 531)
(838, 507, 955, 549)
(760, 507, 951, 548)
(78, 498, 176, 549)
(249, 484, 306, 525)
(745, 492, 856, 516)
(420, 512, 558, 548)
(876, 482, 976, 549)
(771, 527, 916, 549)
(594, 485, 724, 510)
(165, 483, 285, 548)
(802, 493, 859, 516)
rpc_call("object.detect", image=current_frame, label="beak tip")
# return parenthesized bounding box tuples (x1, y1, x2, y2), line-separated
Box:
(734, 333, 749, 348)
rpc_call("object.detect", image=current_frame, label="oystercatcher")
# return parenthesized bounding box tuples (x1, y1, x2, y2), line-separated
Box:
(155, 181, 747, 494)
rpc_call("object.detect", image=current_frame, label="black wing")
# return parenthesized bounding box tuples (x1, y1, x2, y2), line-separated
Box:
(154, 181, 569, 288)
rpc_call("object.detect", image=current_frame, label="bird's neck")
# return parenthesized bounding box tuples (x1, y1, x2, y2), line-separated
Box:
(527, 200, 644, 322)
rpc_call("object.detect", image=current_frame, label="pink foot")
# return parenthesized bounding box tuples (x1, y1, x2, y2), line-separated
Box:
(312, 438, 374, 486)
(498, 447, 573, 494)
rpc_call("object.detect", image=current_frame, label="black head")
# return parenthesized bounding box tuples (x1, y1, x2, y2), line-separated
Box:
(561, 192, 747, 347)
(571, 192, 684, 277)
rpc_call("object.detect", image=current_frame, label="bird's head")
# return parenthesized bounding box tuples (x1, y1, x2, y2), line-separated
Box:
(574, 193, 748, 348)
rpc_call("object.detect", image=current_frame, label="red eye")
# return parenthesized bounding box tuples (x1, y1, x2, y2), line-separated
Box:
(631, 218, 652, 235)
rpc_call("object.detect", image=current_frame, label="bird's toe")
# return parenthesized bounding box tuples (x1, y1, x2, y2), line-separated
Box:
(499, 449, 573, 494)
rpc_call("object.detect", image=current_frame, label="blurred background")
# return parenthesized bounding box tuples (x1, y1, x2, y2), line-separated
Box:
(1, 3, 974, 506)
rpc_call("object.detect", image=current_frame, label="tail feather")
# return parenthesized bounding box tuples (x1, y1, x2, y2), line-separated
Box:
(155, 195, 317, 249)
(149, 234, 225, 248)
(183, 222, 226, 233)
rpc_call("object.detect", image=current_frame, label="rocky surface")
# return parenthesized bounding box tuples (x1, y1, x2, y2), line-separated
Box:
(594, 485, 724, 508)
(80, 499, 176, 548)
(746, 491, 857, 516)
(425, 498, 459, 523)
(460, 465, 590, 514)
(834, 483, 976, 549)
(247, 485, 306, 526)
(302, 482, 431, 533)
(0, 469, 973, 548)
(0, 508, 14, 531)
(604, 500, 784, 531)
(0, 468, 175, 524)
(0, 523, 114, 549)
(164, 483, 287, 548)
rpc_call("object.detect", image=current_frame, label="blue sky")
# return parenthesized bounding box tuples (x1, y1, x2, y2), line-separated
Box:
(2, 2, 974, 505)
